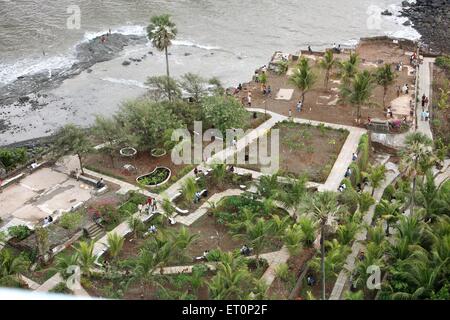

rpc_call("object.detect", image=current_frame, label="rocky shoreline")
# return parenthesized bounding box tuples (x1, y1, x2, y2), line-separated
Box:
(401, 0, 450, 54)
(0, 33, 147, 107)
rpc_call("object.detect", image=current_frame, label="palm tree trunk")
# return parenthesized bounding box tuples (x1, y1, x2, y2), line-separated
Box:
(411, 175, 416, 216)
(383, 86, 387, 108)
(77, 153, 84, 175)
(165, 46, 171, 101)
(301, 92, 306, 106)
(320, 223, 326, 300)
(357, 104, 361, 123)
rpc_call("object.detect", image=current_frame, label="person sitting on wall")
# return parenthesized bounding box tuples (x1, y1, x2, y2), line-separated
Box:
(96, 178, 105, 189)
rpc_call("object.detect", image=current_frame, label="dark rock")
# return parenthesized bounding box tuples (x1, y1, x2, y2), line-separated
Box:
(184, 52, 192, 56)
(381, 9, 393, 16)
(122, 60, 131, 66)
(403, 20, 412, 26)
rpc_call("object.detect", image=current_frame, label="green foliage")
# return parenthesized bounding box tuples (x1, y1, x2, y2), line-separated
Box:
(116, 99, 183, 151)
(0, 148, 28, 170)
(180, 176, 198, 203)
(319, 50, 337, 89)
(59, 211, 84, 231)
(7, 225, 31, 240)
(289, 57, 317, 104)
(375, 63, 396, 107)
(435, 55, 450, 73)
(201, 95, 248, 133)
(358, 192, 375, 213)
(53, 124, 93, 172)
(179, 73, 209, 102)
(49, 282, 72, 294)
(0, 249, 31, 278)
(145, 75, 181, 101)
(72, 240, 96, 276)
(275, 263, 292, 283)
(340, 70, 375, 120)
(107, 232, 125, 260)
(297, 217, 317, 247)
(274, 60, 289, 75)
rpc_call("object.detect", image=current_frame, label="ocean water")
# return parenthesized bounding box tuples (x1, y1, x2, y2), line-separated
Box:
(0, 0, 420, 87)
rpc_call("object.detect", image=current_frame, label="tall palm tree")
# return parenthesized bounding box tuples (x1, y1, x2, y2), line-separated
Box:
(147, 14, 177, 101)
(340, 70, 375, 123)
(289, 57, 317, 106)
(375, 63, 396, 108)
(338, 52, 359, 86)
(279, 176, 307, 219)
(319, 50, 337, 90)
(310, 191, 340, 300)
(400, 132, 435, 216)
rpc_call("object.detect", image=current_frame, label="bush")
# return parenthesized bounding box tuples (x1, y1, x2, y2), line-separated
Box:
(435, 55, 450, 73)
(59, 211, 84, 231)
(49, 282, 72, 294)
(8, 225, 32, 240)
(0, 148, 28, 170)
(275, 263, 292, 283)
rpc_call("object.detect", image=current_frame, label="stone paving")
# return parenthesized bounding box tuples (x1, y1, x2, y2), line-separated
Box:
(175, 189, 244, 226)
(417, 57, 434, 140)
(329, 161, 399, 300)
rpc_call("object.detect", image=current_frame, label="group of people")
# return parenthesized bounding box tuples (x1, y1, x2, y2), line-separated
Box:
(420, 94, 430, 121)
(139, 196, 157, 214)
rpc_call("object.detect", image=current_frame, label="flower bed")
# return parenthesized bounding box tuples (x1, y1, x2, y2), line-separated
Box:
(151, 148, 167, 158)
(136, 166, 171, 188)
(119, 147, 137, 157)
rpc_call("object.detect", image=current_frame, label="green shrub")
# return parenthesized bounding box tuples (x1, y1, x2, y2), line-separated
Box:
(435, 55, 450, 72)
(49, 282, 72, 294)
(59, 211, 84, 231)
(8, 225, 32, 240)
(275, 263, 291, 283)
(0, 148, 28, 170)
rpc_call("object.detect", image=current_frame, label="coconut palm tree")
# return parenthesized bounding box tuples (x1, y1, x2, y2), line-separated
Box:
(279, 176, 307, 219)
(257, 174, 281, 199)
(72, 240, 96, 277)
(375, 63, 396, 108)
(0, 249, 30, 280)
(107, 232, 125, 261)
(289, 57, 317, 106)
(309, 191, 341, 300)
(170, 227, 198, 261)
(376, 199, 402, 236)
(367, 164, 386, 196)
(235, 218, 273, 264)
(400, 132, 435, 216)
(416, 170, 445, 221)
(297, 217, 317, 247)
(127, 215, 145, 239)
(319, 50, 337, 90)
(352, 242, 385, 296)
(340, 70, 375, 123)
(282, 224, 303, 256)
(147, 14, 177, 101)
(52, 254, 79, 280)
(338, 52, 359, 86)
(180, 176, 198, 204)
(208, 256, 251, 300)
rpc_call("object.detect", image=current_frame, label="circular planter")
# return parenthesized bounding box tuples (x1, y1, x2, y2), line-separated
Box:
(136, 166, 171, 188)
(120, 147, 137, 157)
(151, 148, 167, 158)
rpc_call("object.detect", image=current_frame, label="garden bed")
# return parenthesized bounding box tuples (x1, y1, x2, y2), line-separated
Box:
(242, 121, 348, 183)
(136, 166, 171, 188)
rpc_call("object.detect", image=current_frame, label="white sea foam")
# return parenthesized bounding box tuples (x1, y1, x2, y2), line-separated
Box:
(83, 25, 147, 42)
(172, 40, 221, 51)
(100, 77, 148, 89)
(0, 54, 77, 86)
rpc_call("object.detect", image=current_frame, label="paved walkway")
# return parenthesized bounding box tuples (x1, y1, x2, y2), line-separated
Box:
(259, 247, 290, 286)
(176, 189, 244, 226)
(329, 161, 399, 300)
(246, 108, 367, 192)
(416, 57, 434, 140)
